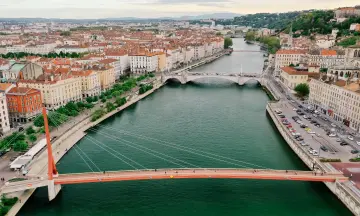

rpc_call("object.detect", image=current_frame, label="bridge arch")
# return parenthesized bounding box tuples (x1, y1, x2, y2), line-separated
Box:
(238, 77, 262, 86)
(186, 75, 239, 84)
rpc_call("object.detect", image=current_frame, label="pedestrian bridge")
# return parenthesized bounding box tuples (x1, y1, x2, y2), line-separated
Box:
(162, 72, 263, 85)
(0, 168, 348, 194)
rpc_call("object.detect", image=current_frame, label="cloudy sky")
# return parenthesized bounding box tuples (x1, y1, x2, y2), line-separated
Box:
(0, 0, 358, 18)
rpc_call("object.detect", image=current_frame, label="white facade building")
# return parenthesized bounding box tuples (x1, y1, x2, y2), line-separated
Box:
(0, 92, 10, 134)
(275, 49, 306, 76)
(130, 54, 159, 74)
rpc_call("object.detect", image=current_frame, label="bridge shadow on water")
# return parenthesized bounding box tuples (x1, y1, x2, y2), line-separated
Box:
(165, 79, 262, 89)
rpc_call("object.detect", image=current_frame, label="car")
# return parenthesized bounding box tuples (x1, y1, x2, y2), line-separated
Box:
(314, 110, 319, 114)
(291, 132, 296, 136)
(307, 117, 312, 120)
(296, 137, 304, 141)
(331, 123, 336, 127)
(305, 127, 311, 131)
(357, 141, 360, 146)
(323, 117, 328, 121)
(291, 100, 295, 103)
(18, 127, 24, 132)
(328, 133, 336, 137)
(296, 110, 302, 113)
(351, 150, 359, 154)
(300, 142, 308, 146)
(313, 114, 318, 118)
(348, 136, 354, 141)
(310, 120, 317, 124)
(293, 108, 298, 111)
(312, 150, 319, 156)
(308, 149, 314, 154)
(298, 105, 303, 108)
(320, 146, 328, 152)
(300, 125, 306, 128)
(340, 141, 349, 146)
(307, 131, 316, 134)
(0, 151, 5, 157)
(315, 123, 321, 127)
(336, 138, 342, 142)
(303, 115, 308, 119)
(278, 114, 285, 118)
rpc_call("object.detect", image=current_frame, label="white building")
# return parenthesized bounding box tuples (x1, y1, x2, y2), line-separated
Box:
(309, 78, 360, 132)
(0, 92, 10, 134)
(129, 53, 159, 74)
(104, 50, 130, 75)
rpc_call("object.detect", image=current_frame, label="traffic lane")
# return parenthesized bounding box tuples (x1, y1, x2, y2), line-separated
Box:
(279, 103, 352, 160)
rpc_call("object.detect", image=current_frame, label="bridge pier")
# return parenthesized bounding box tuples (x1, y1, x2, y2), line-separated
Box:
(48, 180, 61, 201)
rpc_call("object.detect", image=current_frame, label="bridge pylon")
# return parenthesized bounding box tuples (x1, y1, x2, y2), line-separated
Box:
(42, 107, 62, 201)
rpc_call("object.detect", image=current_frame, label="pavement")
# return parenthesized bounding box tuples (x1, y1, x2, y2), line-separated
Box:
(330, 163, 360, 189)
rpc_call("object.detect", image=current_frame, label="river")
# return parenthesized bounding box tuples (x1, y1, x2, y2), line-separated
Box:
(19, 39, 351, 216)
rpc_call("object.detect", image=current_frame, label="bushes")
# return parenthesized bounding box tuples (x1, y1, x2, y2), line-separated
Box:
(115, 97, 127, 107)
(0, 132, 26, 150)
(320, 158, 341, 162)
(139, 84, 153, 94)
(106, 102, 116, 112)
(28, 134, 37, 143)
(349, 158, 360, 162)
(0, 195, 18, 216)
(91, 109, 106, 122)
(25, 126, 35, 135)
(13, 140, 28, 152)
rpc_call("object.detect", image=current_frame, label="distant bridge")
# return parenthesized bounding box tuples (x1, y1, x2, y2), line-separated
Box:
(232, 50, 265, 53)
(162, 71, 263, 85)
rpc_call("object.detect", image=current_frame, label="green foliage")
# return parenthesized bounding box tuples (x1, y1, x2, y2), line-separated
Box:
(224, 37, 233, 49)
(139, 84, 153, 94)
(320, 68, 328, 73)
(0, 51, 82, 59)
(0, 132, 26, 150)
(320, 158, 341, 162)
(337, 36, 360, 47)
(245, 31, 256, 41)
(101, 98, 107, 103)
(294, 83, 310, 98)
(289, 63, 295, 67)
(38, 127, 45, 134)
(106, 95, 112, 100)
(258, 36, 280, 54)
(76, 101, 86, 110)
(149, 73, 155, 78)
(350, 158, 360, 162)
(86, 97, 93, 103)
(115, 97, 127, 107)
(25, 126, 35, 135)
(28, 134, 37, 143)
(216, 32, 222, 36)
(91, 109, 106, 122)
(93, 96, 98, 102)
(106, 102, 116, 112)
(112, 91, 121, 98)
(60, 31, 71, 36)
(34, 112, 68, 127)
(84, 103, 94, 109)
(233, 11, 302, 29)
(13, 140, 28, 152)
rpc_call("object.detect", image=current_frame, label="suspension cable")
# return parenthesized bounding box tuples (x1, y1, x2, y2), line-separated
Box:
(97, 124, 270, 169)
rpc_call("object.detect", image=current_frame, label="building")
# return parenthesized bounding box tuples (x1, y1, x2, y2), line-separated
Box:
(1, 62, 44, 83)
(18, 73, 82, 110)
(72, 70, 101, 98)
(0, 92, 10, 134)
(335, 7, 360, 19)
(307, 50, 345, 69)
(309, 78, 360, 132)
(98, 58, 121, 80)
(104, 50, 130, 75)
(6, 87, 42, 127)
(129, 52, 159, 74)
(275, 49, 307, 76)
(279, 66, 309, 89)
(91, 65, 115, 90)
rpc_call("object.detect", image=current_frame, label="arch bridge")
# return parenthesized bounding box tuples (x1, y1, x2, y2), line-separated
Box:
(162, 72, 263, 85)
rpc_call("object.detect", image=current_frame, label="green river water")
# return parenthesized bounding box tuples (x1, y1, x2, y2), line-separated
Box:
(19, 39, 351, 216)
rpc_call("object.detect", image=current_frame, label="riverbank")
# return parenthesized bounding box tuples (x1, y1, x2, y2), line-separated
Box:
(5, 52, 229, 215)
(266, 102, 360, 215)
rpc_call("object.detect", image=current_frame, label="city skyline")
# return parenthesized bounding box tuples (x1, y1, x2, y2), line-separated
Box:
(0, 0, 359, 19)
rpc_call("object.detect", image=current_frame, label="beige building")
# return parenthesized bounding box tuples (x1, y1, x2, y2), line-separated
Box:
(72, 70, 101, 98)
(157, 52, 166, 72)
(279, 67, 309, 89)
(19, 73, 82, 110)
(275, 49, 307, 76)
(91, 65, 115, 91)
(309, 78, 360, 132)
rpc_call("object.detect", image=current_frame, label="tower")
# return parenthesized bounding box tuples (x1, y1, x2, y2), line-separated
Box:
(288, 23, 293, 48)
(42, 107, 61, 201)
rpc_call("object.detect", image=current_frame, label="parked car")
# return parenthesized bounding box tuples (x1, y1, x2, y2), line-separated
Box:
(348, 136, 354, 141)
(293, 108, 298, 111)
(336, 138, 342, 142)
(320, 146, 328, 152)
(298, 105, 303, 108)
(303, 115, 308, 119)
(300, 125, 306, 128)
(312, 150, 319, 156)
(299, 112, 305, 116)
(351, 150, 359, 154)
(331, 123, 336, 127)
(357, 141, 360, 146)
(307, 131, 316, 134)
(328, 133, 336, 137)
(18, 127, 24, 132)
(278, 114, 285, 118)
(315, 123, 321, 127)
(340, 141, 349, 146)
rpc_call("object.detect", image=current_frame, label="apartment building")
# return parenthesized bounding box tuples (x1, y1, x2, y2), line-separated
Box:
(98, 58, 121, 80)
(72, 70, 101, 98)
(6, 87, 42, 127)
(18, 73, 82, 110)
(309, 78, 360, 132)
(129, 53, 159, 74)
(279, 67, 309, 89)
(275, 49, 307, 76)
(307, 50, 345, 69)
(91, 65, 115, 90)
(0, 92, 10, 133)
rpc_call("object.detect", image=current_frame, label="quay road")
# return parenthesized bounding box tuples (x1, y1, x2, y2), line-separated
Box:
(0, 168, 348, 194)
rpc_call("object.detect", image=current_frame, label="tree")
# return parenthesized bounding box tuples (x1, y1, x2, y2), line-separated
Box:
(13, 140, 28, 152)
(106, 102, 116, 112)
(28, 134, 37, 143)
(91, 109, 106, 122)
(245, 31, 256, 41)
(60, 31, 71, 36)
(93, 96, 99, 102)
(101, 98, 107, 103)
(320, 68, 328, 73)
(216, 32, 222, 36)
(86, 97, 93, 103)
(112, 91, 121, 98)
(224, 37, 233, 49)
(294, 83, 310, 98)
(25, 126, 35, 135)
(115, 97, 127, 107)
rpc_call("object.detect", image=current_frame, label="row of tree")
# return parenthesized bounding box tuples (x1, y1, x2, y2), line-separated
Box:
(0, 51, 84, 59)
(245, 32, 280, 54)
(224, 38, 233, 49)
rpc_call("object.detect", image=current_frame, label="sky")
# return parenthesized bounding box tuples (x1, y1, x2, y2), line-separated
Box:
(0, 0, 359, 19)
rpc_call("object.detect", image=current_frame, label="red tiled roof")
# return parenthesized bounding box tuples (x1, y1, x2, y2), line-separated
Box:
(0, 83, 13, 91)
(7, 87, 40, 95)
(321, 49, 337, 56)
(281, 67, 309, 75)
(98, 59, 117, 64)
(276, 49, 307, 55)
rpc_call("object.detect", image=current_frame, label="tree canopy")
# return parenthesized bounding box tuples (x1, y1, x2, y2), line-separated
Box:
(294, 83, 310, 98)
(224, 37, 233, 49)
